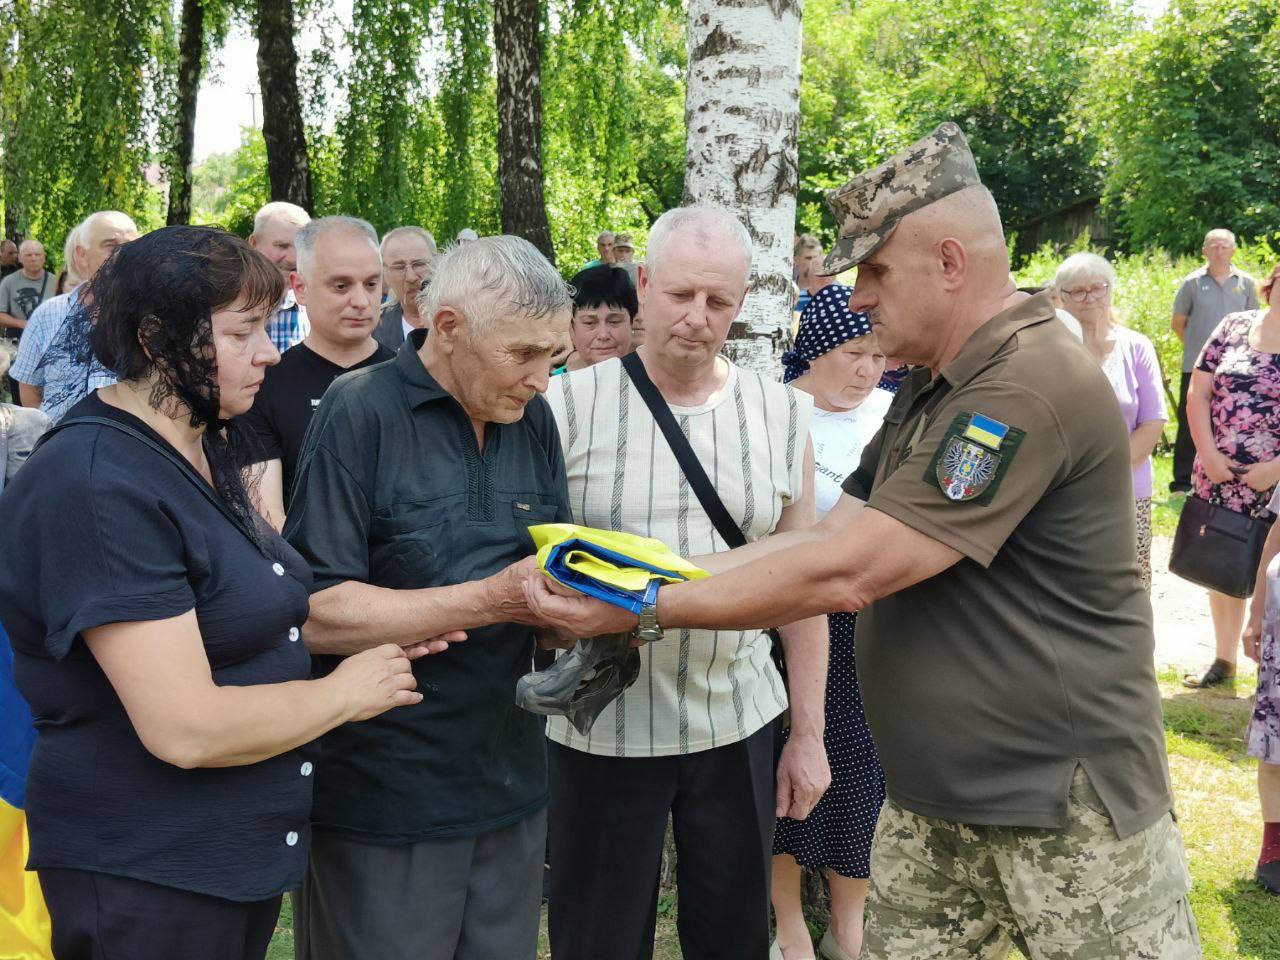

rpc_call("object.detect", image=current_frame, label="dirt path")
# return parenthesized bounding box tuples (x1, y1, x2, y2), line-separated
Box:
(1151, 535, 1218, 671)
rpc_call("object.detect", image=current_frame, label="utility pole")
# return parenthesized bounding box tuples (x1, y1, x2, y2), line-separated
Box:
(246, 87, 259, 128)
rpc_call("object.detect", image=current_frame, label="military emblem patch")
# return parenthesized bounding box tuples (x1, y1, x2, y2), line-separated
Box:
(937, 436, 999, 501)
(925, 412, 1024, 506)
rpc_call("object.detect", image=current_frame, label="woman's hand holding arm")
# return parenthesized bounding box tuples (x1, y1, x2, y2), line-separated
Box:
(86, 611, 426, 769)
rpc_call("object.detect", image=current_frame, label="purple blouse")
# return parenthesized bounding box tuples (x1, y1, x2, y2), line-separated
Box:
(1099, 325, 1168, 499)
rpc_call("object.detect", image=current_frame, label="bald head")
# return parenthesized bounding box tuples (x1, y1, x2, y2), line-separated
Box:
(895, 185, 1009, 282)
(251, 201, 311, 278)
(849, 186, 1016, 370)
(1202, 227, 1236, 273)
(18, 239, 46, 278)
(75, 211, 140, 281)
(645, 206, 753, 284)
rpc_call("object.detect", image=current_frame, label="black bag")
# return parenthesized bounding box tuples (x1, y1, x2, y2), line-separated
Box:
(1169, 494, 1274, 598)
(620, 352, 788, 681)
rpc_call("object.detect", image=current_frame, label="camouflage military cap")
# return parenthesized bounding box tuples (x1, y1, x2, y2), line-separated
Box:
(822, 122, 981, 276)
(614, 232, 635, 250)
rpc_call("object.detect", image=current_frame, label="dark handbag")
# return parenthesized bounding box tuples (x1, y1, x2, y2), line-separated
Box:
(1169, 494, 1274, 598)
(620, 352, 788, 681)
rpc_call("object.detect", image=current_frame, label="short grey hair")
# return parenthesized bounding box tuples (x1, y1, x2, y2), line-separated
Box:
(646, 206, 752, 279)
(76, 210, 138, 246)
(1052, 252, 1117, 293)
(418, 235, 572, 338)
(1203, 228, 1236, 247)
(380, 225, 437, 259)
(252, 201, 310, 237)
(294, 215, 379, 277)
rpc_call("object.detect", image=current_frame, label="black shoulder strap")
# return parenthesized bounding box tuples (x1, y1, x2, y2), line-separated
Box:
(621, 352, 747, 550)
(35, 415, 263, 546)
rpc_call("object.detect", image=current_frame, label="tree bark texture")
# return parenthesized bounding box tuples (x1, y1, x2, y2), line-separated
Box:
(494, 0, 555, 264)
(256, 0, 313, 211)
(683, 0, 803, 377)
(167, 0, 205, 225)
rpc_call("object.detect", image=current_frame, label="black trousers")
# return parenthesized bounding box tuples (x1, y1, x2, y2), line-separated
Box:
(1173, 371, 1195, 488)
(38, 868, 282, 960)
(547, 719, 780, 960)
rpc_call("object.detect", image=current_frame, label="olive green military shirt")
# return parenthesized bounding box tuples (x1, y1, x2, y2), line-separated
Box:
(842, 292, 1173, 838)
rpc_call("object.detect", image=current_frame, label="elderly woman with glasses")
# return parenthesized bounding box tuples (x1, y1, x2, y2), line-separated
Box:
(1053, 253, 1168, 590)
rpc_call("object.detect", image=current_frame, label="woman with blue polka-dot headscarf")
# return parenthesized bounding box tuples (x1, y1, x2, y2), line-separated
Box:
(772, 282, 893, 960)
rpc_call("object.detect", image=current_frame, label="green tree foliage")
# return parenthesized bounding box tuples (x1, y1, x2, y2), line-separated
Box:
(25, 0, 1280, 275)
(1089, 0, 1280, 254)
(796, 0, 1130, 244)
(314, 0, 683, 266)
(541, 1, 684, 267)
(191, 127, 270, 234)
(3, 0, 172, 248)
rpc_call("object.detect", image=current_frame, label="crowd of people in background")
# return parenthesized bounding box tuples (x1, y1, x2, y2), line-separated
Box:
(0, 133, 1278, 960)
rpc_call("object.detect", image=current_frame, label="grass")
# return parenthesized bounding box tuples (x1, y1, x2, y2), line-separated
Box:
(267, 669, 1278, 959)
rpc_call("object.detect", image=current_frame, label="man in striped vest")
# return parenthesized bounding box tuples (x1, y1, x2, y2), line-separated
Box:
(541, 206, 831, 959)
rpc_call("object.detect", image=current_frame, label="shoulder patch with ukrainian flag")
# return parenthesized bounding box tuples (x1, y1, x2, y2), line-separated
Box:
(925, 412, 1025, 505)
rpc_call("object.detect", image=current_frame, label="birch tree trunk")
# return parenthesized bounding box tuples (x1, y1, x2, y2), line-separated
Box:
(256, 0, 313, 211)
(683, 0, 803, 377)
(167, 0, 204, 225)
(494, 0, 556, 264)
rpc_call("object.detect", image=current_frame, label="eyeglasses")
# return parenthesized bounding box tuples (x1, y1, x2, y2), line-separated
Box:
(387, 259, 431, 275)
(1061, 282, 1110, 303)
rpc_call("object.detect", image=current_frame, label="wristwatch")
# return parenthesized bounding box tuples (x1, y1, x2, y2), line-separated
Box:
(635, 596, 664, 644)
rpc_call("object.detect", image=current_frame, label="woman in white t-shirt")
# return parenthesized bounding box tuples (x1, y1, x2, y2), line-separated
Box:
(771, 283, 891, 960)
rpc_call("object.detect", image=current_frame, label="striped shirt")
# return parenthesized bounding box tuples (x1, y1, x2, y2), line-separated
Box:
(267, 289, 310, 354)
(544, 356, 811, 757)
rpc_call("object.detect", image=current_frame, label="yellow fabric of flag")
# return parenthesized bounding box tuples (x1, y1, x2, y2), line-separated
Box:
(0, 802, 53, 960)
(530, 523, 708, 591)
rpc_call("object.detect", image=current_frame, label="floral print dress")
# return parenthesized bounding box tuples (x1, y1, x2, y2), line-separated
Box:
(1192, 311, 1280, 520)
(1251, 487, 1280, 764)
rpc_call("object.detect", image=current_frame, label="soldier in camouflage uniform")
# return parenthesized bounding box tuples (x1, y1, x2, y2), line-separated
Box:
(525, 123, 1200, 959)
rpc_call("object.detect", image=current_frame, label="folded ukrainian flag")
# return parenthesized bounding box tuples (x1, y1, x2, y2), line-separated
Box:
(0, 623, 53, 960)
(530, 524, 708, 614)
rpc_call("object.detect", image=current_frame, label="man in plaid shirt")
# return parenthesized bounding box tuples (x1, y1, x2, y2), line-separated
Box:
(249, 201, 312, 352)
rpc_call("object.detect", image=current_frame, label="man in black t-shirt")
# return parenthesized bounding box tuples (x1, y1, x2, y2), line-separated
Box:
(244, 216, 393, 529)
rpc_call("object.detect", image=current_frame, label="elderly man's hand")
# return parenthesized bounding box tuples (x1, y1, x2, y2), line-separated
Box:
(402, 630, 468, 658)
(775, 731, 831, 821)
(483, 556, 544, 626)
(523, 570, 640, 637)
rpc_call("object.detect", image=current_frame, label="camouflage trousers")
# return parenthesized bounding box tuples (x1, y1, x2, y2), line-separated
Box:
(863, 768, 1201, 959)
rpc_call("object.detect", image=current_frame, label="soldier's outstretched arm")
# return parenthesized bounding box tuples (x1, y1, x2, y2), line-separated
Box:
(691, 438, 865, 575)
(524, 505, 961, 637)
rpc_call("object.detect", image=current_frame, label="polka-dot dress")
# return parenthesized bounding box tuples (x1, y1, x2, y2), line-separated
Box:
(771, 396, 889, 880)
(773, 610, 884, 878)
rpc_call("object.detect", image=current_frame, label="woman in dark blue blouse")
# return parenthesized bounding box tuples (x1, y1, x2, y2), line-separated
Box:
(0, 226, 448, 960)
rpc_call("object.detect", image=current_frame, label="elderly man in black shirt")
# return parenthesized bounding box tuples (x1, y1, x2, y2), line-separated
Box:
(284, 235, 573, 960)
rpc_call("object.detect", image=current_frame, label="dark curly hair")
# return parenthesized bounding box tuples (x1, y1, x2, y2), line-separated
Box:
(54, 225, 284, 542)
